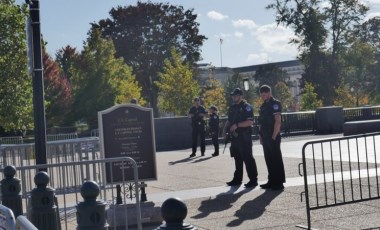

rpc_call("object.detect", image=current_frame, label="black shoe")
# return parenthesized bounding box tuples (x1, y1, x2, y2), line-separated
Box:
(226, 180, 242, 186)
(260, 183, 272, 189)
(271, 184, 284, 190)
(244, 180, 258, 188)
(189, 153, 196, 158)
(212, 153, 219, 157)
(201, 152, 205, 156)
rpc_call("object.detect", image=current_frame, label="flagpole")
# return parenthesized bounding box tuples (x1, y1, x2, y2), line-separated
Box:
(219, 38, 223, 67)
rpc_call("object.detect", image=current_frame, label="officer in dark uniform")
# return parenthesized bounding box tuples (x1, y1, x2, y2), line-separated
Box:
(258, 85, 286, 190)
(188, 97, 207, 157)
(208, 105, 219, 157)
(224, 88, 258, 188)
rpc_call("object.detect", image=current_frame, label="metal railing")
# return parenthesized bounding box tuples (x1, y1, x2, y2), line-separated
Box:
(1, 157, 142, 230)
(282, 111, 316, 135)
(0, 137, 99, 170)
(46, 133, 78, 142)
(298, 132, 380, 229)
(344, 106, 380, 122)
(0, 136, 23, 145)
(205, 111, 317, 139)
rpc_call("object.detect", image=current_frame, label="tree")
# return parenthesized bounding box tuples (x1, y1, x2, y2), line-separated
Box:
(70, 30, 142, 127)
(91, 2, 207, 117)
(253, 64, 290, 97)
(354, 17, 380, 52)
(55, 45, 80, 82)
(43, 51, 73, 126)
(224, 73, 257, 108)
(267, 0, 327, 102)
(267, 0, 368, 105)
(353, 17, 380, 103)
(202, 79, 227, 115)
(334, 85, 356, 107)
(0, 0, 33, 133)
(274, 81, 293, 111)
(340, 40, 375, 106)
(300, 82, 323, 110)
(155, 49, 200, 116)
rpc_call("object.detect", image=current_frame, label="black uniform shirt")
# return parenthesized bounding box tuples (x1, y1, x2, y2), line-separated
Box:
(227, 100, 254, 134)
(189, 106, 207, 125)
(209, 112, 219, 133)
(259, 97, 282, 137)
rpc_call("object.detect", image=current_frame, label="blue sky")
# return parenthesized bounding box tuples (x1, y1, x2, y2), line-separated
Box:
(15, 0, 380, 68)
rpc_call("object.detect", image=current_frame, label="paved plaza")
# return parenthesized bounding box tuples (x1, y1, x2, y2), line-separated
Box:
(136, 134, 380, 230)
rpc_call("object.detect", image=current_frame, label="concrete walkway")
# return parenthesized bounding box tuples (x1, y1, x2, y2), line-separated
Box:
(136, 134, 380, 230)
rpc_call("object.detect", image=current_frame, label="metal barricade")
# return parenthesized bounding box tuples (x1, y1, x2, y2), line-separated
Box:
(298, 132, 380, 229)
(0, 204, 16, 229)
(0, 136, 23, 144)
(0, 157, 142, 230)
(47, 133, 78, 142)
(16, 215, 38, 230)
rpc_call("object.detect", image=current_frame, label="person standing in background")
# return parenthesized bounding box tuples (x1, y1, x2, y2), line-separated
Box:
(208, 105, 219, 157)
(258, 85, 286, 190)
(224, 88, 258, 188)
(188, 97, 207, 157)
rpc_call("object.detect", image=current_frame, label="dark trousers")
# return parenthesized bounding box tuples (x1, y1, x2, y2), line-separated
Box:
(211, 134, 219, 154)
(262, 135, 286, 185)
(192, 124, 205, 154)
(229, 135, 258, 182)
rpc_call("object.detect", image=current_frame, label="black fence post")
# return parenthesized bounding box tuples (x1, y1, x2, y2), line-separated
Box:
(76, 181, 108, 230)
(29, 171, 60, 230)
(1, 165, 23, 217)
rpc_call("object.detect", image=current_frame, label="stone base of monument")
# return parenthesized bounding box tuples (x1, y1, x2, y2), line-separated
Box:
(106, 201, 162, 228)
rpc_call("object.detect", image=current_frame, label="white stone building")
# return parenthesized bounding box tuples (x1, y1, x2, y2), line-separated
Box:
(197, 60, 305, 108)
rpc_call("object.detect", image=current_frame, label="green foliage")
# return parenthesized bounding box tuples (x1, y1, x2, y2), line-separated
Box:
(55, 45, 80, 82)
(70, 30, 142, 126)
(274, 82, 293, 111)
(300, 82, 323, 111)
(334, 85, 356, 107)
(0, 0, 33, 132)
(253, 64, 290, 97)
(91, 2, 207, 117)
(156, 49, 199, 116)
(202, 79, 227, 115)
(224, 73, 257, 107)
(267, 0, 368, 106)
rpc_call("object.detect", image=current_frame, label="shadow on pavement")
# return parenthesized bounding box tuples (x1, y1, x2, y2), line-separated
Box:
(227, 189, 283, 228)
(168, 157, 194, 165)
(192, 156, 214, 163)
(191, 186, 251, 219)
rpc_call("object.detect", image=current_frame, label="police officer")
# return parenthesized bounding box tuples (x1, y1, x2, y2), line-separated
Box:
(188, 97, 207, 157)
(224, 88, 258, 188)
(208, 105, 219, 157)
(258, 85, 286, 190)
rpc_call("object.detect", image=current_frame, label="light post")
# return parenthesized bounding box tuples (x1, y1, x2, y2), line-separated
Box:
(243, 78, 249, 91)
(350, 84, 359, 107)
(25, 0, 47, 169)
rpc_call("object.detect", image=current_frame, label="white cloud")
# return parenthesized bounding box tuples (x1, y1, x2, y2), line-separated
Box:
(246, 53, 270, 64)
(234, 31, 244, 38)
(365, 0, 380, 6)
(365, 12, 380, 21)
(232, 19, 257, 30)
(207, 11, 229, 20)
(253, 23, 298, 56)
(319, 1, 331, 9)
